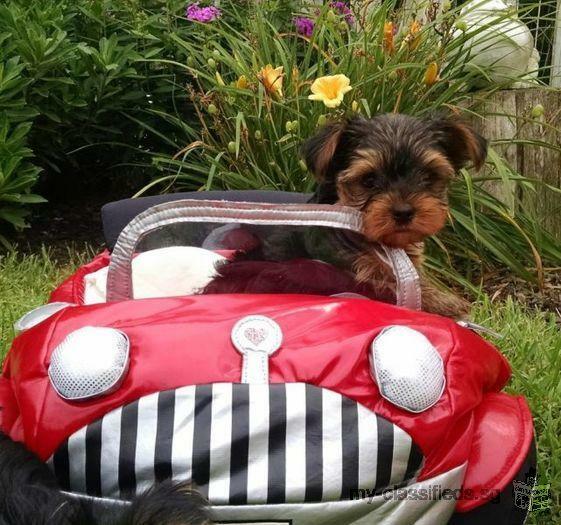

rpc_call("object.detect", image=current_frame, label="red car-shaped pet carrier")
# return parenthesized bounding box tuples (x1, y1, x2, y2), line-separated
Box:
(0, 191, 536, 525)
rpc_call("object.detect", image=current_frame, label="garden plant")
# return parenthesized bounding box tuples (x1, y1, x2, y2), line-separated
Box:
(0, 0, 559, 291)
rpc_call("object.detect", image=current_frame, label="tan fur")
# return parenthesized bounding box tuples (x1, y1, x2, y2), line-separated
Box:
(338, 152, 382, 184)
(419, 149, 454, 179)
(352, 243, 469, 318)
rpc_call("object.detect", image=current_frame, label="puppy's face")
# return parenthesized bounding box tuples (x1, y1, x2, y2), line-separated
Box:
(302, 114, 487, 248)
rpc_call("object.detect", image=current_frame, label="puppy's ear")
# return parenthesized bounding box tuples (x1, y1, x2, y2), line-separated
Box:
(431, 116, 488, 171)
(300, 121, 345, 181)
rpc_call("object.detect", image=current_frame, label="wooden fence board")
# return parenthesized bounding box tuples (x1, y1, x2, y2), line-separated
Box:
(515, 89, 561, 239)
(471, 91, 519, 211)
(551, 0, 561, 87)
(469, 88, 561, 239)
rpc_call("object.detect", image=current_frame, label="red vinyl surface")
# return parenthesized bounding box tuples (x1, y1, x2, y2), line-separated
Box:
(455, 393, 534, 512)
(0, 256, 534, 511)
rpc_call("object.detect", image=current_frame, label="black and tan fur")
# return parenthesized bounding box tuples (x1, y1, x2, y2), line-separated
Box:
(301, 113, 487, 318)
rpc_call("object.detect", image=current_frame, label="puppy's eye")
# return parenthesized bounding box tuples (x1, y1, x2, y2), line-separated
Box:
(362, 173, 382, 189)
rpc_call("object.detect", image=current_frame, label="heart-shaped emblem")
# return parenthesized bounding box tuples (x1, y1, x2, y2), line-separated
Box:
(232, 315, 283, 356)
(244, 327, 267, 346)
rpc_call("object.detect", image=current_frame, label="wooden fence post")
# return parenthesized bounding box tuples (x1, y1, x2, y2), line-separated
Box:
(470, 91, 519, 212)
(470, 88, 561, 239)
(515, 89, 561, 239)
(551, 0, 561, 86)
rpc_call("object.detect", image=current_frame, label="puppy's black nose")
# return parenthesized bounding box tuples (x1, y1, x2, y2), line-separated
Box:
(392, 203, 415, 224)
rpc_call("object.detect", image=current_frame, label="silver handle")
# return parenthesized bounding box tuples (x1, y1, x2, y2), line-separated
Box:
(105, 199, 421, 309)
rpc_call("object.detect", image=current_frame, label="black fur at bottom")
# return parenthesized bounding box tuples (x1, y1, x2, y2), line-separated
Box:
(0, 432, 211, 525)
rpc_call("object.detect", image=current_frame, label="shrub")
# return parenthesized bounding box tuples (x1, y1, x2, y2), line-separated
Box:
(0, 55, 43, 247)
(0, 0, 190, 237)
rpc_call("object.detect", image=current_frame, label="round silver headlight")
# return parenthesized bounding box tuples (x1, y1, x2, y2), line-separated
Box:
(371, 326, 445, 413)
(48, 326, 130, 401)
(14, 302, 74, 333)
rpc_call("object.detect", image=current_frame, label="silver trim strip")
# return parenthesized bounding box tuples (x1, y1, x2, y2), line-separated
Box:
(60, 490, 129, 507)
(380, 246, 423, 311)
(14, 302, 75, 333)
(60, 464, 467, 525)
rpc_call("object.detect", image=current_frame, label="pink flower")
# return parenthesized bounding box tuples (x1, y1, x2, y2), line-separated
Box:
(186, 2, 222, 23)
(293, 17, 315, 37)
(330, 1, 355, 25)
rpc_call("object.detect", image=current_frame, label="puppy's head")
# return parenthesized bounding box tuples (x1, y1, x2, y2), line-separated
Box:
(302, 113, 487, 248)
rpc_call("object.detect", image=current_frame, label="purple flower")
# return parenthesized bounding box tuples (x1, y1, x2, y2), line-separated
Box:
(186, 2, 222, 23)
(293, 16, 315, 37)
(330, 1, 355, 25)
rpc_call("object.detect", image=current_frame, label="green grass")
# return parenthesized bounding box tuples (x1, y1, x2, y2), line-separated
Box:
(472, 298, 561, 524)
(0, 250, 89, 353)
(0, 251, 559, 522)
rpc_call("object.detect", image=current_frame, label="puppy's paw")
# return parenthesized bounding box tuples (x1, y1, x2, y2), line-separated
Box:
(421, 285, 471, 319)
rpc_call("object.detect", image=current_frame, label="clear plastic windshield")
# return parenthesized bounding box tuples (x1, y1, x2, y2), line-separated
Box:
(103, 200, 420, 308)
(133, 221, 395, 302)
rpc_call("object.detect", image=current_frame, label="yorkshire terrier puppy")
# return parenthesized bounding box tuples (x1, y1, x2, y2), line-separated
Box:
(301, 113, 488, 318)
(0, 432, 212, 525)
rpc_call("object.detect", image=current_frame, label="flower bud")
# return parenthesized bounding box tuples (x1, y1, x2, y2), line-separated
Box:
(299, 159, 308, 172)
(317, 114, 328, 127)
(228, 141, 237, 153)
(254, 130, 262, 140)
(531, 104, 544, 118)
(212, 49, 221, 60)
(423, 62, 439, 86)
(207, 103, 218, 115)
(383, 21, 395, 54)
(352, 100, 359, 112)
(327, 10, 339, 23)
(207, 58, 217, 69)
(285, 121, 293, 133)
(236, 75, 249, 89)
(454, 20, 467, 32)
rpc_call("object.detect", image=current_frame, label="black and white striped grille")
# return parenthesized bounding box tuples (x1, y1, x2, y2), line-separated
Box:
(49, 383, 423, 504)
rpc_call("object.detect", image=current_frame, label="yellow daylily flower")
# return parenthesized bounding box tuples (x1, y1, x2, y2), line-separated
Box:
(383, 21, 395, 54)
(406, 20, 422, 51)
(236, 75, 249, 89)
(308, 74, 352, 108)
(258, 64, 284, 98)
(423, 62, 440, 86)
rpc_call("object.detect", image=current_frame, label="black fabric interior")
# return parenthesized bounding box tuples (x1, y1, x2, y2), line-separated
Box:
(101, 190, 312, 250)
